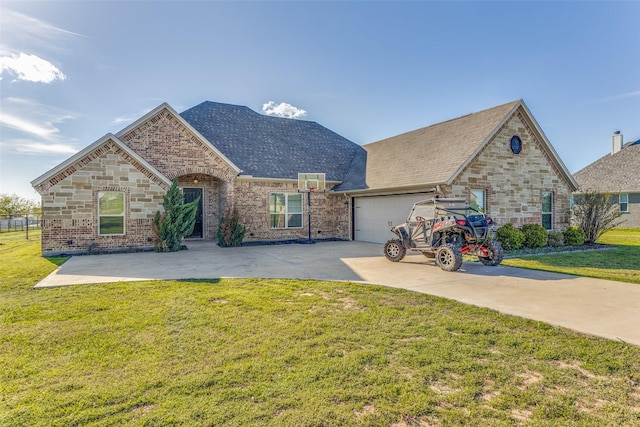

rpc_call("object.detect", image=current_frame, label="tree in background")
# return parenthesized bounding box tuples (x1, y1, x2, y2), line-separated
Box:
(571, 190, 623, 243)
(0, 194, 40, 215)
(152, 180, 199, 252)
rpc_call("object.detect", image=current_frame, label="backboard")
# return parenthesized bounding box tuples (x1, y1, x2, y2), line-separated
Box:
(298, 173, 326, 192)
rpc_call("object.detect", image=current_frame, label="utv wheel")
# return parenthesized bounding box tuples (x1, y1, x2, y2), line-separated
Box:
(436, 244, 463, 272)
(384, 239, 406, 262)
(478, 240, 504, 266)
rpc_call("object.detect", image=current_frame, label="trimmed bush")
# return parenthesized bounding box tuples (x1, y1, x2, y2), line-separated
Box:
(547, 231, 564, 247)
(563, 226, 586, 246)
(521, 223, 548, 248)
(496, 223, 525, 250)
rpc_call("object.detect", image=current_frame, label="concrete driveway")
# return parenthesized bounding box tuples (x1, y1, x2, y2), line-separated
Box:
(35, 240, 640, 346)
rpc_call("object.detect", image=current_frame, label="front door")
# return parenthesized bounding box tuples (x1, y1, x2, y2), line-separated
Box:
(183, 188, 203, 238)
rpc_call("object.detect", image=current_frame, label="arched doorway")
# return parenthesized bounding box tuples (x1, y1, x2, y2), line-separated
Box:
(177, 174, 223, 240)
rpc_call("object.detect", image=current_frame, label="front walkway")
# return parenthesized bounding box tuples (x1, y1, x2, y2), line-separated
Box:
(35, 241, 640, 346)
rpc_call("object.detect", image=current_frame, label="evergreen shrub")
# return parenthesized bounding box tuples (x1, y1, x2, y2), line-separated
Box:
(152, 179, 199, 252)
(495, 223, 525, 250)
(218, 207, 246, 247)
(521, 223, 548, 248)
(547, 231, 565, 247)
(563, 226, 586, 246)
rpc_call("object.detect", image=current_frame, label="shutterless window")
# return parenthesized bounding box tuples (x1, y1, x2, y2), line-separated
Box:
(269, 193, 302, 228)
(619, 194, 629, 212)
(98, 191, 125, 235)
(542, 192, 553, 230)
(470, 189, 485, 213)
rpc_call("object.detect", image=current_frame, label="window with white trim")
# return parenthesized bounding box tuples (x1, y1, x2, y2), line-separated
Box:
(98, 191, 125, 235)
(270, 193, 302, 228)
(541, 192, 553, 230)
(619, 194, 629, 213)
(470, 189, 486, 213)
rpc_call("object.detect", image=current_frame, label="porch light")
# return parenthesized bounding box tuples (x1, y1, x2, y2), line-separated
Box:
(193, 177, 198, 184)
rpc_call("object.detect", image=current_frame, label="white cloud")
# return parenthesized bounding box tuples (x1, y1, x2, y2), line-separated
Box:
(0, 98, 78, 155)
(262, 101, 307, 119)
(13, 141, 78, 155)
(0, 52, 66, 83)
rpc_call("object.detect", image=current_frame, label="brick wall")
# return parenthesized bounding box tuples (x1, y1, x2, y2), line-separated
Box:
(37, 140, 168, 255)
(234, 180, 350, 241)
(450, 112, 573, 230)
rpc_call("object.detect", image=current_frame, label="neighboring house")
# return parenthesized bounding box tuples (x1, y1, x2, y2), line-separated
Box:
(573, 132, 640, 228)
(32, 99, 576, 255)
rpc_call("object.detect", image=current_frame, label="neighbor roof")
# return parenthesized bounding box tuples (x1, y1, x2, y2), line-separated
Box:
(180, 101, 366, 185)
(359, 99, 577, 192)
(573, 140, 640, 193)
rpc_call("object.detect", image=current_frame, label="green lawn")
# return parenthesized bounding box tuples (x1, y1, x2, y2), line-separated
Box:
(503, 229, 640, 285)
(1, 231, 639, 426)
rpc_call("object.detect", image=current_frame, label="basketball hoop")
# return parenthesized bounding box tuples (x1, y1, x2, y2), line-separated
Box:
(297, 173, 326, 193)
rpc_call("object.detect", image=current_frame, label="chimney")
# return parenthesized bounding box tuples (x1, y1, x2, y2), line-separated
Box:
(612, 131, 623, 155)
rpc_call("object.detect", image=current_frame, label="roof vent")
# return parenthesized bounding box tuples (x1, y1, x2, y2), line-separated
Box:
(612, 131, 623, 155)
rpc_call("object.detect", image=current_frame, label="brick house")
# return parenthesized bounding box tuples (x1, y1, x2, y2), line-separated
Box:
(337, 99, 578, 243)
(573, 132, 640, 228)
(32, 99, 576, 254)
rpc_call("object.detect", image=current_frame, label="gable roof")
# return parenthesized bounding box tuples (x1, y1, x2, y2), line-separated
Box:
(116, 102, 241, 174)
(359, 99, 577, 192)
(31, 133, 172, 192)
(180, 101, 366, 184)
(573, 139, 640, 193)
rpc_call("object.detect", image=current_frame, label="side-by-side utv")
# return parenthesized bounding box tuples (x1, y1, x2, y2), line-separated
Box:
(383, 197, 503, 272)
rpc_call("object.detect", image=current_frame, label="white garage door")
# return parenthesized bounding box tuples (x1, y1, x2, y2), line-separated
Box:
(354, 193, 433, 243)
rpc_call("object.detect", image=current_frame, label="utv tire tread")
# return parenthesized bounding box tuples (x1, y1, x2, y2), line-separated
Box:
(478, 240, 504, 266)
(436, 243, 463, 272)
(384, 239, 406, 262)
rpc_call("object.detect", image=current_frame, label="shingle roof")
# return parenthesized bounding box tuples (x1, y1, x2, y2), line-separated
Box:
(180, 101, 366, 185)
(573, 140, 640, 193)
(361, 100, 521, 190)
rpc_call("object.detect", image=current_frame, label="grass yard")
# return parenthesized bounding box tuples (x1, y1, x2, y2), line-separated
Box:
(503, 229, 640, 285)
(1, 231, 639, 426)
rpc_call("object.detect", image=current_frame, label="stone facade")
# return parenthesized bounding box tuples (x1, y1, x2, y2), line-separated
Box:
(35, 139, 168, 255)
(449, 112, 572, 230)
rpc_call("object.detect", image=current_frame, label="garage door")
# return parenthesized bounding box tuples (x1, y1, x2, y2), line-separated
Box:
(354, 193, 433, 243)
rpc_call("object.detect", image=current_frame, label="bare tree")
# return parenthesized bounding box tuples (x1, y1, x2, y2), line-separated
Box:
(571, 190, 623, 243)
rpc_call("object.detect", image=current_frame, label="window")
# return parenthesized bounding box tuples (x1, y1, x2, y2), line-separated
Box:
(98, 191, 125, 235)
(470, 189, 485, 213)
(541, 192, 553, 230)
(619, 194, 629, 213)
(270, 193, 302, 228)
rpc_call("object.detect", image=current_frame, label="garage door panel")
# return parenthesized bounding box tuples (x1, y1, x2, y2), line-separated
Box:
(354, 193, 433, 243)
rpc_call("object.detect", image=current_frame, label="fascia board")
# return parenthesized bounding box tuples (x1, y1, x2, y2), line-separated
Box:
(519, 101, 579, 191)
(446, 100, 522, 186)
(31, 133, 111, 187)
(115, 102, 242, 174)
(31, 133, 172, 188)
(332, 184, 442, 197)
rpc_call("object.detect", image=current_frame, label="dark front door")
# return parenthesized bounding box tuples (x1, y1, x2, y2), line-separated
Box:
(183, 188, 203, 238)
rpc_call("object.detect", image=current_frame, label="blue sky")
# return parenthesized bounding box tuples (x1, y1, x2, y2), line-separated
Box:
(1, 1, 638, 201)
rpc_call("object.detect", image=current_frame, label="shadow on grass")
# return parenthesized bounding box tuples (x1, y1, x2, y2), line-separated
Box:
(45, 256, 70, 267)
(516, 246, 640, 271)
(176, 278, 222, 284)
